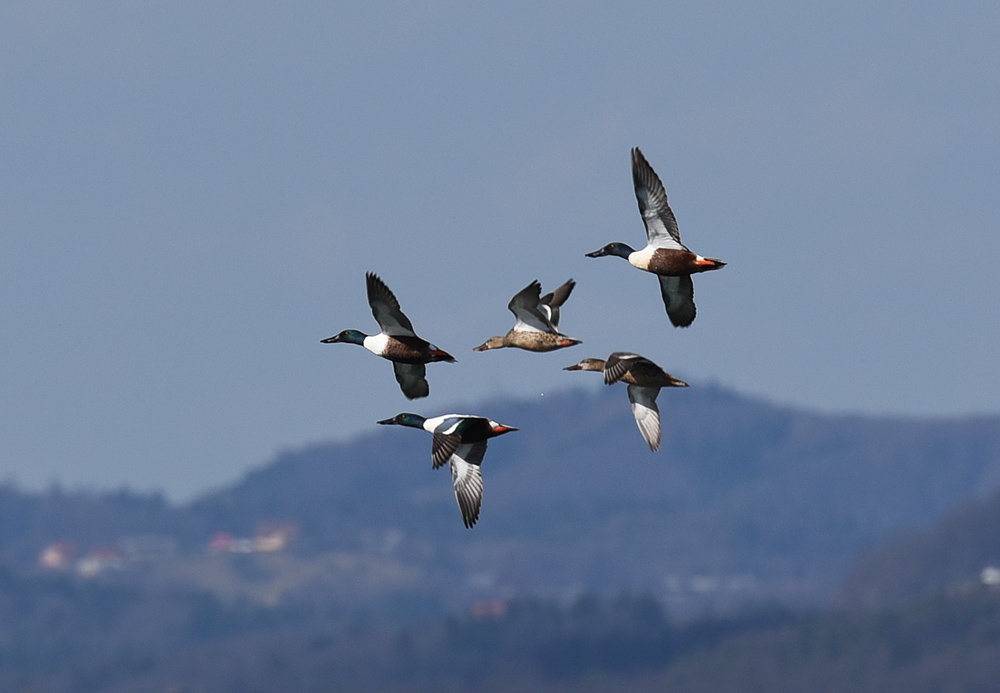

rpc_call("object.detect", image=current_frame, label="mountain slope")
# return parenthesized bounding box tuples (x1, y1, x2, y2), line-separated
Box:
(841, 487, 1000, 607)
(186, 384, 1000, 611)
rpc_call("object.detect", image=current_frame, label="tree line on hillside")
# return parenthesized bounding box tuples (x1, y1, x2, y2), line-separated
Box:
(3, 564, 1000, 693)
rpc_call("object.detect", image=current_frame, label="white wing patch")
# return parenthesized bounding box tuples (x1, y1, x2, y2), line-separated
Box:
(508, 281, 557, 334)
(427, 415, 480, 436)
(627, 384, 662, 452)
(449, 442, 487, 528)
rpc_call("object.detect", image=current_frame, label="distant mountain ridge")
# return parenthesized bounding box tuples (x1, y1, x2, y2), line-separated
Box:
(186, 383, 1000, 611)
(4, 384, 1000, 615)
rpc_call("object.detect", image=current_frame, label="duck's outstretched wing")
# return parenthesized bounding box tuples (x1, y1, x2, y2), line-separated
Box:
(631, 147, 686, 251)
(658, 274, 696, 328)
(367, 272, 417, 336)
(604, 352, 645, 385)
(449, 441, 487, 528)
(508, 280, 557, 334)
(392, 361, 429, 399)
(626, 384, 662, 452)
(431, 432, 460, 469)
(538, 279, 575, 328)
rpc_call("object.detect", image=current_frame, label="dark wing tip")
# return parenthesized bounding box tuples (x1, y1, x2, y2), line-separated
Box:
(660, 275, 697, 328)
(394, 362, 430, 399)
(631, 146, 663, 190)
(365, 271, 384, 290)
(366, 271, 397, 305)
(667, 300, 696, 327)
(511, 279, 543, 306)
(540, 278, 576, 308)
(402, 381, 430, 399)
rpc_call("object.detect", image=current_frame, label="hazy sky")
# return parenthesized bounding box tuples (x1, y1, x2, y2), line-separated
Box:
(3, 1, 998, 500)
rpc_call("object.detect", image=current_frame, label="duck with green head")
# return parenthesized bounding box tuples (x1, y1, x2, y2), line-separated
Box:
(322, 272, 455, 399)
(586, 147, 725, 327)
(377, 412, 518, 528)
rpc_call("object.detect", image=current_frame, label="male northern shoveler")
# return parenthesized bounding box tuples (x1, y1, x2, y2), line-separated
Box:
(563, 352, 688, 452)
(473, 279, 582, 352)
(377, 413, 518, 528)
(586, 147, 726, 327)
(321, 272, 455, 399)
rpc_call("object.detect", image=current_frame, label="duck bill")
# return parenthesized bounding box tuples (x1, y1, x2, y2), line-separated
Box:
(492, 424, 518, 434)
(320, 335, 340, 343)
(585, 247, 609, 258)
(472, 342, 491, 352)
(376, 417, 397, 425)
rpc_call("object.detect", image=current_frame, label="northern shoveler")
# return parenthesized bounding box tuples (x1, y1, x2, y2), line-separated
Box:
(321, 272, 455, 399)
(473, 279, 582, 352)
(377, 413, 518, 528)
(586, 147, 725, 327)
(563, 352, 688, 451)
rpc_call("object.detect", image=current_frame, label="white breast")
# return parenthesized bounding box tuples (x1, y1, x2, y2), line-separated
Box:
(363, 333, 390, 356)
(627, 245, 656, 271)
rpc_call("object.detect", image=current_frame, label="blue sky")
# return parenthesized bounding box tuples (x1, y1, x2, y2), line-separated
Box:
(2, 1, 998, 499)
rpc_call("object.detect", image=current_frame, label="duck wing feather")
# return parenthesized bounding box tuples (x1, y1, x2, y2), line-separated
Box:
(658, 274, 696, 328)
(449, 441, 487, 528)
(604, 351, 645, 385)
(392, 361, 429, 399)
(366, 272, 418, 337)
(631, 147, 687, 251)
(627, 384, 662, 452)
(508, 280, 557, 334)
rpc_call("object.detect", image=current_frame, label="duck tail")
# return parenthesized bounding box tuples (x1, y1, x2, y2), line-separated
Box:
(429, 348, 457, 363)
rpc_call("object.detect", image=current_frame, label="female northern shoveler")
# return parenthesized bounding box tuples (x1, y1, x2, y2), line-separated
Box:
(377, 413, 518, 528)
(586, 147, 726, 327)
(473, 279, 582, 352)
(321, 272, 455, 399)
(563, 352, 688, 452)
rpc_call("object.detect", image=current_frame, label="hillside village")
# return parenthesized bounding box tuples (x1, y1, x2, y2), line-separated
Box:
(38, 523, 299, 578)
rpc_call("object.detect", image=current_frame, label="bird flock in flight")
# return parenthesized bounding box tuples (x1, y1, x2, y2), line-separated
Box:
(323, 147, 726, 528)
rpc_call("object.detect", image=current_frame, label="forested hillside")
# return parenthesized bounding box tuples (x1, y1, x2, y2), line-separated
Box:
(4, 385, 1000, 616)
(3, 385, 1000, 690)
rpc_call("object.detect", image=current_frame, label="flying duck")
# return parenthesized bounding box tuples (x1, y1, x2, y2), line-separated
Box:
(377, 413, 518, 528)
(473, 279, 582, 352)
(563, 352, 688, 451)
(322, 272, 455, 399)
(586, 147, 726, 327)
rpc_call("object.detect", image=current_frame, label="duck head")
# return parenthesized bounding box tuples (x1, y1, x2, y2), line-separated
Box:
(473, 337, 506, 351)
(563, 358, 608, 372)
(585, 242, 635, 259)
(321, 329, 367, 345)
(377, 413, 427, 428)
